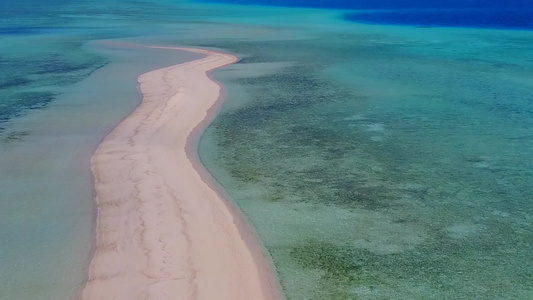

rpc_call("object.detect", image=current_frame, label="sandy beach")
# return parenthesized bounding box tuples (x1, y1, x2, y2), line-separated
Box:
(81, 47, 281, 300)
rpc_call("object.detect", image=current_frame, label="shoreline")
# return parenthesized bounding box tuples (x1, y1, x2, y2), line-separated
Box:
(82, 47, 282, 299)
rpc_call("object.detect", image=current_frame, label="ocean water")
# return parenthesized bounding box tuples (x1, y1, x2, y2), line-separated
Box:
(194, 4, 533, 300)
(203, 0, 530, 9)
(1, 0, 532, 299)
(203, 0, 533, 30)
(345, 8, 533, 30)
(199, 38, 533, 299)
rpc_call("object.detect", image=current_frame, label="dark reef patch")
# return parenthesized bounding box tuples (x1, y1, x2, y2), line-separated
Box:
(4, 130, 30, 143)
(0, 78, 32, 90)
(291, 240, 362, 280)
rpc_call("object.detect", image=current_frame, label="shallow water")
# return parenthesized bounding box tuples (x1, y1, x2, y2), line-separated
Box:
(198, 14, 533, 300)
(1, 0, 532, 299)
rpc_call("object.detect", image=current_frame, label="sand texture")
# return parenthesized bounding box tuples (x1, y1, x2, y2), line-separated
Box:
(81, 47, 280, 300)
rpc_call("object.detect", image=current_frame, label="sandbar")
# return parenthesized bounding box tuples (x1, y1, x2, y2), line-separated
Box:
(81, 47, 281, 300)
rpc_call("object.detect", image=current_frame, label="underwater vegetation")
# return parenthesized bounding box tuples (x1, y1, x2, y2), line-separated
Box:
(0, 45, 106, 132)
(200, 33, 533, 299)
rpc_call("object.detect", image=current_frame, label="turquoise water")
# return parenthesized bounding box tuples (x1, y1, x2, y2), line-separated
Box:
(197, 11, 533, 300)
(1, 0, 532, 299)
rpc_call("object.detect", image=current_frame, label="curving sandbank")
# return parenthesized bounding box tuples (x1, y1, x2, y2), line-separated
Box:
(82, 47, 281, 300)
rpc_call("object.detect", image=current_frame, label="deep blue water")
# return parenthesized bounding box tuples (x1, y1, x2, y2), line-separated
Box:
(203, 0, 533, 30)
(0, 27, 60, 35)
(346, 8, 533, 30)
(203, 0, 530, 9)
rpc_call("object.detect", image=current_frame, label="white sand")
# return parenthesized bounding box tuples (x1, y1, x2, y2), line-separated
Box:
(81, 47, 281, 300)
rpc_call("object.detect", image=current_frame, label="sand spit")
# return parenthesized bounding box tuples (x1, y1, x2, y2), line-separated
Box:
(82, 47, 280, 300)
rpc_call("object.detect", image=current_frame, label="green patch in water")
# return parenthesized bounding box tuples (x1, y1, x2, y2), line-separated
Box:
(4, 131, 30, 143)
(290, 240, 362, 280)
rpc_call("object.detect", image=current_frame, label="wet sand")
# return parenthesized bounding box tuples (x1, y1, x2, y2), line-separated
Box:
(81, 47, 281, 300)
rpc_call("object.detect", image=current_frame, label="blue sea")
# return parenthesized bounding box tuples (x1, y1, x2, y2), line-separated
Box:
(204, 0, 530, 9)
(1, 0, 532, 299)
(345, 8, 533, 30)
(206, 0, 533, 30)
